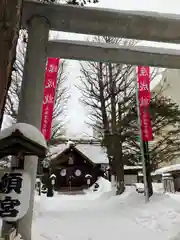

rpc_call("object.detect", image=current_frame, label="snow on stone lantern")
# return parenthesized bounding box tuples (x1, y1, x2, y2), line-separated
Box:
(85, 174, 92, 187)
(50, 174, 56, 187)
(0, 123, 47, 222)
(0, 123, 47, 160)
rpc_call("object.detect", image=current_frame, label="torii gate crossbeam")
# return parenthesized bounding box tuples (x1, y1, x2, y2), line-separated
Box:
(48, 40, 180, 69)
(23, 1, 180, 43)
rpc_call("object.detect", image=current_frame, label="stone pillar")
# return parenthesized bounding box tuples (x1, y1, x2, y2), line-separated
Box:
(17, 16, 49, 240)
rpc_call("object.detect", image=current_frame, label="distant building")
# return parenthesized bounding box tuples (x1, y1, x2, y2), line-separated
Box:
(43, 142, 108, 191)
(42, 141, 142, 191)
(152, 69, 180, 106)
(152, 69, 180, 165)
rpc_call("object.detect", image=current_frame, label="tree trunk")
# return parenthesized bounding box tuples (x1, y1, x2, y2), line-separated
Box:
(0, 0, 23, 126)
(111, 134, 125, 195)
(97, 62, 115, 189)
(117, 102, 125, 194)
(109, 63, 125, 195)
(1, 0, 23, 236)
(115, 137, 125, 195)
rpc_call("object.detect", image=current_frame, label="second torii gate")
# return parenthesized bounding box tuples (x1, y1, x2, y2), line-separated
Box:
(16, 1, 180, 239)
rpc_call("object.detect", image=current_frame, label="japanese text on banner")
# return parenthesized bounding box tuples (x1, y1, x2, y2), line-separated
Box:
(41, 58, 60, 140)
(137, 66, 152, 141)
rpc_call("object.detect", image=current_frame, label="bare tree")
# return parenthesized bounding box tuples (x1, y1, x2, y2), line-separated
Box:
(0, 0, 98, 130)
(78, 36, 140, 194)
(79, 36, 177, 196)
(5, 34, 69, 145)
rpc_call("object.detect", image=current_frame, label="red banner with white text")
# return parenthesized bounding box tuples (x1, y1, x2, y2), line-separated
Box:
(137, 66, 152, 141)
(41, 58, 60, 141)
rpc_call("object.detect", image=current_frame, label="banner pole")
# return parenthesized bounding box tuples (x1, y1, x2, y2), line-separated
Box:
(135, 76, 149, 203)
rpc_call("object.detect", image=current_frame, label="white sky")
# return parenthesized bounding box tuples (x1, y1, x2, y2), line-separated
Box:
(4, 0, 180, 137)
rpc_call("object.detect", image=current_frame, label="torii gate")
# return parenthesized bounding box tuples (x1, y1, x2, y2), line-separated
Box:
(16, 1, 180, 239)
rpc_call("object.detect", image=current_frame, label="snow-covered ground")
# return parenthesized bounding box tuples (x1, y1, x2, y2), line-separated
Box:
(32, 178, 180, 240)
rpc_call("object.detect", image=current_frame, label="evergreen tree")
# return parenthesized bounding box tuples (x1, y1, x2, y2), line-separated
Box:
(127, 95, 180, 171)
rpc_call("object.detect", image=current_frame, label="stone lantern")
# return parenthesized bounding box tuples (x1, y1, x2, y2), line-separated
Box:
(0, 123, 47, 161)
(0, 123, 47, 222)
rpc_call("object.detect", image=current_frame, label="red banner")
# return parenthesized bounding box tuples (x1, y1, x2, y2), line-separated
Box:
(137, 66, 152, 141)
(41, 58, 60, 140)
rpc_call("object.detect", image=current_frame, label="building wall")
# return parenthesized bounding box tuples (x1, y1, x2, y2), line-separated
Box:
(46, 148, 104, 190)
(152, 69, 180, 105)
(174, 176, 180, 191)
(152, 69, 180, 165)
(124, 174, 137, 185)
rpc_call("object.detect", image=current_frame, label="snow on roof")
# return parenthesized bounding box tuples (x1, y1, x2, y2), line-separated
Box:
(138, 172, 158, 176)
(75, 144, 108, 164)
(49, 143, 146, 166)
(162, 173, 172, 177)
(154, 164, 180, 174)
(48, 143, 67, 159)
(124, 165, 142, 170)
(49, 143, 108, 164)
(0, 123, 47, 148)
(66, 140, 75, 148)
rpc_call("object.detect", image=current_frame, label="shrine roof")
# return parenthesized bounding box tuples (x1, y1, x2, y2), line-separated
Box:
(48, 143, 108, 164)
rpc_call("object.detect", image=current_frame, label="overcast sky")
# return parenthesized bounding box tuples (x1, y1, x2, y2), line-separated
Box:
(3, 0, 180, 137)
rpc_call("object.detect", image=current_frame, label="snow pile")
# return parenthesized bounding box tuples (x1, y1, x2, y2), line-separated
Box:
(32, 187, 180, 240)
(0, 123, 47, 148)
(85, 177, 111, 195)
(135, 182, 164, 193)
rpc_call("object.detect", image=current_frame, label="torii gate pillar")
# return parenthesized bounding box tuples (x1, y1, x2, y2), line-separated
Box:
(17, 16, 49, 240)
